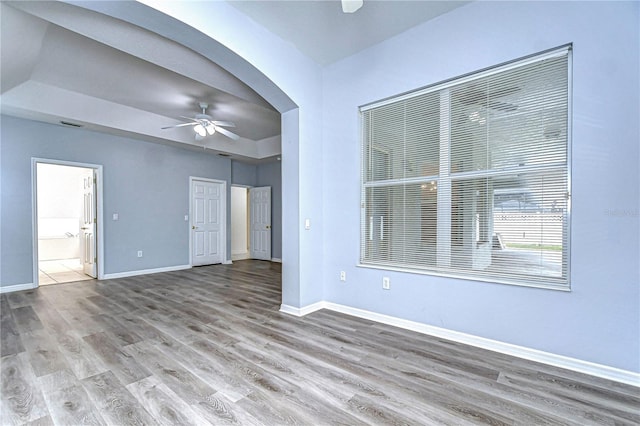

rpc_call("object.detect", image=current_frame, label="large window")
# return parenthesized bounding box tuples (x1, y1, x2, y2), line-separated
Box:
(360, 46, 571, 289)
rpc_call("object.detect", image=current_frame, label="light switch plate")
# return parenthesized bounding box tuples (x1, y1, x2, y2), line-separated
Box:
(112, 213, 119, 221)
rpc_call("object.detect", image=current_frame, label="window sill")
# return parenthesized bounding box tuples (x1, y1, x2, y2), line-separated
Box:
(356, 263, 571, 292)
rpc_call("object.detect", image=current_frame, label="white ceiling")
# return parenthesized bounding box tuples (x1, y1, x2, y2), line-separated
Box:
(228, 0, 470, 65)
(1, 0, 469, 161)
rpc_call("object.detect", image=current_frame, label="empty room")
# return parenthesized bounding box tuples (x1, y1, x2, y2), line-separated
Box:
(1, 1, 638, 425)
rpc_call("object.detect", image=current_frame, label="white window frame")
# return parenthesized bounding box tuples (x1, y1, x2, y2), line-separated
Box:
(359, 45, 572, 291)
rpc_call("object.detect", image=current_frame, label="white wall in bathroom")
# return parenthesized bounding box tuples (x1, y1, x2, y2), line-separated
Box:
(37, 163, 91, 259)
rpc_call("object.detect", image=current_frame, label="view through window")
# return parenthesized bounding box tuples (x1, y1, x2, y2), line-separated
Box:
(360, 46, 571, 289)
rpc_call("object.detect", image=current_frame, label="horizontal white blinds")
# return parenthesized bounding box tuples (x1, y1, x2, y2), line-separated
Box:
(363, 91, 441, 183)
(361, 47, 570, 288)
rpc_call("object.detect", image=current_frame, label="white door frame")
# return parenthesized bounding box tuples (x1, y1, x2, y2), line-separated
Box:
(189, 176, 228, 266)
(31, 158, 104, 288)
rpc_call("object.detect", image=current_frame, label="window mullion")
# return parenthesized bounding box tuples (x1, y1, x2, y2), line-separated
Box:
(437, 88, 452, 268)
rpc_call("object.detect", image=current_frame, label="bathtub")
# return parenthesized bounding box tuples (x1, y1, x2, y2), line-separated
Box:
(38, 217, 81, 261)
(38, 234, 80, 261)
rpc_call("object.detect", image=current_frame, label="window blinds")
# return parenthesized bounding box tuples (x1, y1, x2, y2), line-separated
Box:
(361, 46, 571, 289)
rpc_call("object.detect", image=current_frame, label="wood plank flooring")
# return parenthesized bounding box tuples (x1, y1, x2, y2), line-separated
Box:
(1, 260, 638, 425)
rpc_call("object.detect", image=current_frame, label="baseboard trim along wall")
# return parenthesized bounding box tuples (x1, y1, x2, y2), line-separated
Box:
(271, 258, 282, 263)
(103, 264, 191, 280)
(0, 283, 36, 294)
(280, 301, 640, 387)
(280, 302, 324, 317)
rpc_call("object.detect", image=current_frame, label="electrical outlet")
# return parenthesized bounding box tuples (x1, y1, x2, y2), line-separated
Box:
(137, 251, 143, 258)
(382, 276, 390, 290)
(340, 271, 346, 282)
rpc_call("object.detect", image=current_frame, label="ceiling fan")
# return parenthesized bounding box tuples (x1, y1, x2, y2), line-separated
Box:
(342, 0, 363, 13)
(162, 102, 239, 141)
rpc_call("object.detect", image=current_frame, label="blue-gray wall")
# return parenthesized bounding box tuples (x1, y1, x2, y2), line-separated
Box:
(321, 0, 639, 372)
(231, 160, 257, 187)
(0, 115, 282, 285)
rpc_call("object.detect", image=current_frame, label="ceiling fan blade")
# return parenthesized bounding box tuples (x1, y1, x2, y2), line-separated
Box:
(179, 116, 200, 123)
(163, 104, 237, 137)
(215, 126, 240, 140)
(211, 120, 235, 128)
(161, 122, 198, 129)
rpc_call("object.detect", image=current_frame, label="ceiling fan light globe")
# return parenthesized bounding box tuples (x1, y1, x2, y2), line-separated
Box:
(206, 123, 216, 135)
(194, 124, 206, 137)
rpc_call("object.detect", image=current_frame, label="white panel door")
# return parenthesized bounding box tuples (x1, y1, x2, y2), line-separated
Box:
(250, 186, 271, 261)
(81, 172, 97, 277)
(192, 180, 223, 266)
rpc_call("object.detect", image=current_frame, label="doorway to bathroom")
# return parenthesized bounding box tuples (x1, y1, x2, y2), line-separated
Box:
(34, 160, 100, 285)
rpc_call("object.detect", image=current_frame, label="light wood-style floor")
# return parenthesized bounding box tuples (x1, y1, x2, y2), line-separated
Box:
(1, 260, 638, 425)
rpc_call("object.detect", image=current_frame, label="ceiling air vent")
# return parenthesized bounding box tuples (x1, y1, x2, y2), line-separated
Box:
(60, 120, 83, 128)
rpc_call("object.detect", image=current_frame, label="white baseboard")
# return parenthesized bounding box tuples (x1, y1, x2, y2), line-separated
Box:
(279, 302, 324, 317)
(0, 283, 36, 294)
(223, 260, 233, 265)
(271, 258, 282, 263)
(281, 300, 640, 387)
(103, 264, 191, 280)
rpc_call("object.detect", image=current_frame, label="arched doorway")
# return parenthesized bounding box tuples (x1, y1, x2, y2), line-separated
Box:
(66, 0, 315, 310)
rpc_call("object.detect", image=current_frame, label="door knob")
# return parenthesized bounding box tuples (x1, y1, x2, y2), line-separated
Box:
(266, 225, 271, 229)
(192, 225, 198, 230)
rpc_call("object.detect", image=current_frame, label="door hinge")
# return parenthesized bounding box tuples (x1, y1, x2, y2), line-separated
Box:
(94, 257, 97, 263)
(93, 218, 97, 224)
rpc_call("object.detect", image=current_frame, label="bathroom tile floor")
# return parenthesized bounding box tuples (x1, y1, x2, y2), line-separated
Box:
(38, 258, 94, 285)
